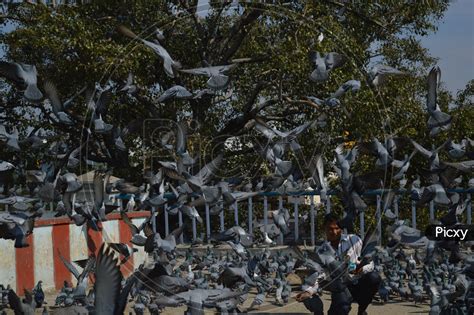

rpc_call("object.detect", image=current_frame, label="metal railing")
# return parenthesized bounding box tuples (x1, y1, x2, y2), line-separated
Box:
(121, 188, 473, 246)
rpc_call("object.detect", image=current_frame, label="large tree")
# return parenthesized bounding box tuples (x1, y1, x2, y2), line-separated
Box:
(0, 0, 471, 185)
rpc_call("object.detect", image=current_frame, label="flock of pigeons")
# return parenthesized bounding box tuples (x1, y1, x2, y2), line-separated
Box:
(0, 221, 473, 314)
(0, 16, 473, 315)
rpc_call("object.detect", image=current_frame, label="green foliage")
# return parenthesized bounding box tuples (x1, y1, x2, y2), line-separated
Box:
(0, 0, 471, 187)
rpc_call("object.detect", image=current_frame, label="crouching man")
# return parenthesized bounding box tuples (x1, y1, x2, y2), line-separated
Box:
(296, 213, 381, 315)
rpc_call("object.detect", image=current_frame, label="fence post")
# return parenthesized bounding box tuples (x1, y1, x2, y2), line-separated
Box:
(467, 194, 472, 225)
(219, 205, 225, 232)
(359, 211, 365, 240)
(205, 203, 211, 242)
(248, 197, 253, 235)
(310, 196, 315, 246)
(233, 201, 239, 226)
(263, 196, 268, 235)
(411, 200, 417, 229)
(278, 196, 284, 244)
(178, 210, 184, 243)
(326, 195, 331, 214)
(294, 202, 299, 242)
(394, 195, 399, 218)
(164, 203, 169, 236)
(429, 201, 435, 221)
(191, 198, 197, 241)
(376, 195, 381, 246)
(151, 207, 157, 234)
(192, 217, 197, 241)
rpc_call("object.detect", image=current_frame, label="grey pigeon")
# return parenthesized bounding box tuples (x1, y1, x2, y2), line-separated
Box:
(391, 150, 416, 180)
(60, 173, 83, 193)
(0, 61, 43, 101)
(0, 125, 20, 151)
(180, 63, 236, 90)
(94, 244, 131, 314)
(120, 211, 148, 246)
(308, 154, 328, 201)
(418, 184, 451, 206)
(108, 242, 137, 264)
(331, 79, 361, 98)
(0, 211, 37, 247)
(58, 253, 95, 301)
(155, 275, 190, 294)
(249, 284, 265, 310)
(118, 72, 138, 94)
(43, 81, 75, 125)
(309, 51, 345, 82)
(7, 289, 36, 315)
(118, 25, 180, 77)
(270, 207, 291, 236)
(94, 115, 114, 134)
(426, 66, 451, 136)
(369, 64, 404, 87)
(446, 139, 468, 159)
(157, 85, 192, 102)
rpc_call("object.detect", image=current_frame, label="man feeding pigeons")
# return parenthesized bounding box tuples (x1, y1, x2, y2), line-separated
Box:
(296, 213, 381, 315)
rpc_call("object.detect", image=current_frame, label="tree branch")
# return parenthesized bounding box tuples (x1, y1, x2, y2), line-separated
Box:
(242, 81, 269, 114)
(265, 116, 293, 123)
(0, 15, 32, 23)
(323, 0, 386, 28)
(283, 96, 320, 110)
(219, 5, 263, 62)
(180, 0, 207, 62)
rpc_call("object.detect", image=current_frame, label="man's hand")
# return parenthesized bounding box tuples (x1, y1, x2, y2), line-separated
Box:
(351, 266, 363, 275)
(296, 291, 313, 302)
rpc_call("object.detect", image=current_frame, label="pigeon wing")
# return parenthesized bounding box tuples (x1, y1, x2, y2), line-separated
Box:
(59, 252, 81, 280)
(7, 290, 23, 313)
(180, 67, 211, 76)
(94, 244, 123, 314)
(195, 153, 223, 185)
(120, 211, 139, 235)
(176, 121, 187, 154)
(325, 52, 345, 70)
(0, 61, 23, 84)
(426, 66, 440, 113)
(43, 80, 64, 114)
(94, 89, 112, 117)
(410, 139, 433, 158)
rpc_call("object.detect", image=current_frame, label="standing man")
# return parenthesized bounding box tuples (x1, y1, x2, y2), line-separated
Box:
(296, 213, 381, 315)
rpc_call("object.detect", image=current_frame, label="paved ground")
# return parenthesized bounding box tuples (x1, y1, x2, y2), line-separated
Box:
(2, 287, 430, 314)
(2, 246, 433, 314)
(155, 293, 431, 314)
(156, 292, 431, 314)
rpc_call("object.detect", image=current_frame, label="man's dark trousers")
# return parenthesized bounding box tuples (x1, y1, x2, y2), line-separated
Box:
(302, 271, 381, 315)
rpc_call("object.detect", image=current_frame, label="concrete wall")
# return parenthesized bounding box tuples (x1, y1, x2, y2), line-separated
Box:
(0, 211, 149, 292)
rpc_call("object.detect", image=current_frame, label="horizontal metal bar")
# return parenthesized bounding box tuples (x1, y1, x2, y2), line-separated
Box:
(154, 188, 474, 200)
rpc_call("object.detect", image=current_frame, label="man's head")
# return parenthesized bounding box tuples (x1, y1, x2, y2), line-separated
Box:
(323, 213, 342, 243)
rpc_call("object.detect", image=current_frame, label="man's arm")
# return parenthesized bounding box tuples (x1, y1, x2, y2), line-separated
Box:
(351, 234, 374, 274)
(303, 271, 327, 294)
(296, 271, 327, 301)
(303, 280, 320, 295)
(361, 260, 374, 273)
